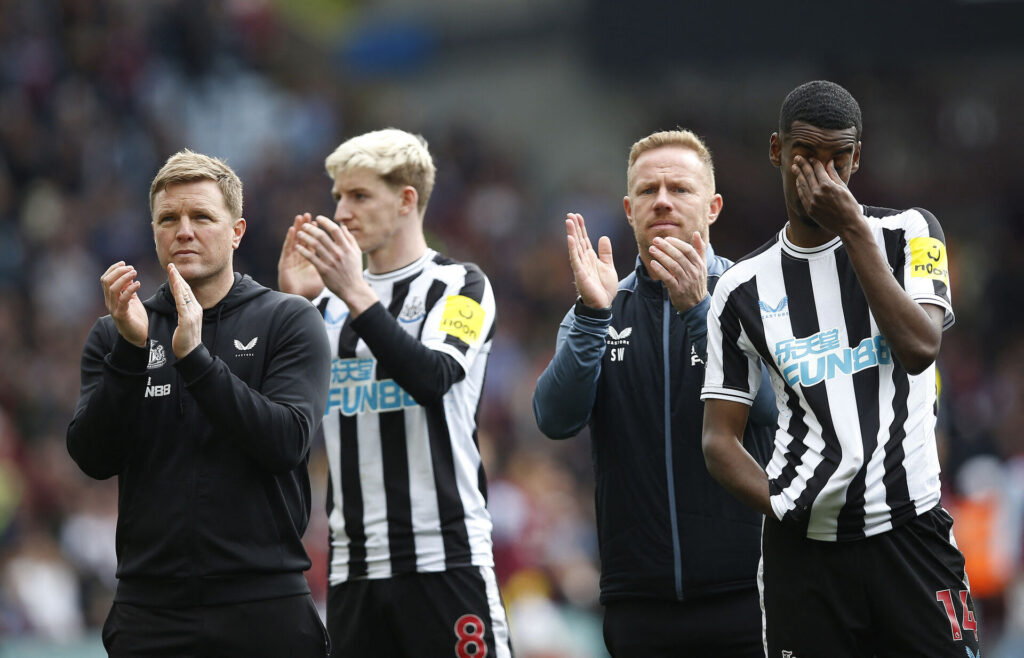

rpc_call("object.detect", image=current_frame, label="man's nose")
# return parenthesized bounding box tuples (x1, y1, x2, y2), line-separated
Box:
(176, 217, 195, 239)
(653, 186, 672, 209)
(334, 199, 352, 221)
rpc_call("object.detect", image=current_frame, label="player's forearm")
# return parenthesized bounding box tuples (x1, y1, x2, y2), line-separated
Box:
(840, 222, 940, 374)
(702, 429, 772, 517)
(350, 302, 464, 405)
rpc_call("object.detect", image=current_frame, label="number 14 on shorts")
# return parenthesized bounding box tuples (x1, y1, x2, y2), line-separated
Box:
(935, 588, 978, 642)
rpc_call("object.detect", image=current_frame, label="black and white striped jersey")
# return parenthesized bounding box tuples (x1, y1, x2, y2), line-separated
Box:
(701, 206, 954, 542)
(314, 249, 497, 584)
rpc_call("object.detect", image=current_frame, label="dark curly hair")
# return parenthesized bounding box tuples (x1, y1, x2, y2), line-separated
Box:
(779, 80, 862, 140)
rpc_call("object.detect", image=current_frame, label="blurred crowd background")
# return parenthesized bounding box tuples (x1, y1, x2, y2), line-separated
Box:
(0, 1, 1022, 656)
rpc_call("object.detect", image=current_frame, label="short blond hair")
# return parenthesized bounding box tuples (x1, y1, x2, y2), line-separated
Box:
(149, 150, 243, 219)
(627, 129, 716, 193)
(325, 129, 436, 214)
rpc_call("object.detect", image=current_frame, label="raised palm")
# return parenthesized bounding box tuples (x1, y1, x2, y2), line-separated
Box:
(278, 213, 324, 299)
(566, 212, 618, 309)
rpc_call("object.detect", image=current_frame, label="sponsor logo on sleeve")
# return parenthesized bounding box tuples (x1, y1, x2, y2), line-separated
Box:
(439, 295, 486, 346)
(909, 237, 949, 285)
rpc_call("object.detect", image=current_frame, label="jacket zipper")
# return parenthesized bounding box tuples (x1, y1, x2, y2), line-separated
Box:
(662, 289, 684, 600)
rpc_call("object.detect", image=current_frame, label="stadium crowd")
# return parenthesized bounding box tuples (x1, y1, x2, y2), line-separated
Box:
(0, 2, 1022, 656)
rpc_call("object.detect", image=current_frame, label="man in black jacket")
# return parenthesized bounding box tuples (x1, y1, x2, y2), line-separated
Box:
(533, 129, 776, 657)
(67, 150, 331, 657)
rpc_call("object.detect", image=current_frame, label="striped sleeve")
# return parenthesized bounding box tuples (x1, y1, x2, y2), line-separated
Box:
(421, 263, 497, 371)
(701, 271, 763, 406)
(900, 207, 954, 330)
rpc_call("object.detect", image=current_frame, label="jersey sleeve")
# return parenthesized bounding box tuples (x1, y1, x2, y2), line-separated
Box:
(701, 275, 763, 406)
(902, 207, 954, 330)
(419, 263, 496, 373)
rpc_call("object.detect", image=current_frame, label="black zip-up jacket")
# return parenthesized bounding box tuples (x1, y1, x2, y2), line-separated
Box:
(67, 273, 330, 607)
(534, 251, 777, 603)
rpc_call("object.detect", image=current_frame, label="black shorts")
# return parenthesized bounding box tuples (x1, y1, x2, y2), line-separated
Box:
(101, 593, 329, 657)
(602, 588, 763, 657)
(327, 566, 512, 657)
(761, 506, 980, 657)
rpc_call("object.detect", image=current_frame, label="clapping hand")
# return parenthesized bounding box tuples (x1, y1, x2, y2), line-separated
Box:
(294, 216, 379, 316)
(100, 261, 148, 347)
(167, 263, 202, 358)
(648, 232, 708, 313)
(566, 212, 618, 309)
(278, 213, 325, 299)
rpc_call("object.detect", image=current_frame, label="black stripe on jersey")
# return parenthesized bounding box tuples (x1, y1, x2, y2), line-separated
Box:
(336, 312, 368, 577)
(420, 280, 448, 341)
(380, 410, 415, 573)
(719, 281, 754, 392)
(339, 410, 367, 577)
(732, 277, 810, 501)
(378, 275, 418, 573)
(375, 274, 417, 381)
(835, 246, 879, 540)
(880, 227, 913, 523)
(780, 256, 842, 535)
(426, 405, 471, 569)
(316, 297, 330, 318)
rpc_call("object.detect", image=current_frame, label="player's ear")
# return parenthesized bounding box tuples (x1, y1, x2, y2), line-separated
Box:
(623, 195, 635, 229)
(232, 218, 246, 249)
(708, 194, 723, 226)
(851, 142, 861, 174)
(769, 133, 782, 168)
(399, 186, 418, 217)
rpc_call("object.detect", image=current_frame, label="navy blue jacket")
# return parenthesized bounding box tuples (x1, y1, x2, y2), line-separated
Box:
(533, 247, 776, 603)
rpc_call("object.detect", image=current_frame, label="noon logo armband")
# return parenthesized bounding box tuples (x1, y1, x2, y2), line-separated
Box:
(909, 237, 949, 285)
(439, 295, 486, 346)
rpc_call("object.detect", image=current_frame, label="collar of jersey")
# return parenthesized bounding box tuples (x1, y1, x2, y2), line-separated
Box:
(779, 224, 843, 260)
(364, 249, 435, 282)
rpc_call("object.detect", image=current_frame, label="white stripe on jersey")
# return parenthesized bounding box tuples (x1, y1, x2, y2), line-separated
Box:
(703, 207, 953, 541)
(481, 566, 513, 658)
(317, 249, 497, 583)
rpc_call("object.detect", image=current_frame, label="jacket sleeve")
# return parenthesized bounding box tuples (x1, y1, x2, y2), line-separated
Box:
(174, 297, 331, 475)
(679, 294, 711, 340)
(533, 302, 611, 439)
(66, 319, 150, 480)
(349, 302, 464, 405)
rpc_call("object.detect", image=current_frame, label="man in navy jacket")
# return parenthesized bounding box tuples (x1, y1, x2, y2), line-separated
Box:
(67, 150, 331, 657)
(533, 130, 775, 657)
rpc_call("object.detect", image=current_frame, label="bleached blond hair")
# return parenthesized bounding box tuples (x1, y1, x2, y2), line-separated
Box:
(626, 129, 716, 193)
(149, 149, 243, 219)
(325, 129, 436, 214)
